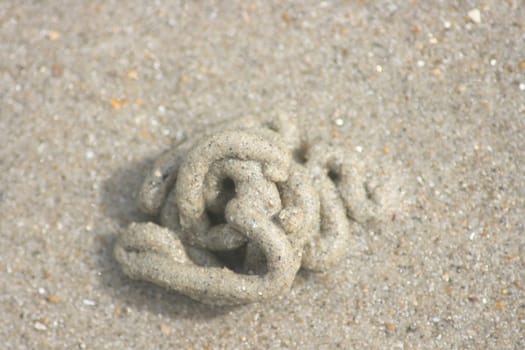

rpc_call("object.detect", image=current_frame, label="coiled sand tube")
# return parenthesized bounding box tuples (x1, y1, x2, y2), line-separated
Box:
(174, 130, 291, 235)
(114, 115, 399, 305)
(115, 129, 307, 305)
(137, 115, 263, 217)
(305, 142, 382, 224)
(243, 162, 320, 274)
(114, 219, 297, 305)
(138, 113, 298, 218)
(300, 174, 350, 271)
(138, 139, 195, 216)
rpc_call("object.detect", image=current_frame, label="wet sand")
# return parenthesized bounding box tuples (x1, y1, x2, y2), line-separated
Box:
(1, 1, 524, 349)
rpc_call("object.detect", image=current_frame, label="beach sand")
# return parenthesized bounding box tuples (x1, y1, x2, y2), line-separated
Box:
(1, 1, 523, 348)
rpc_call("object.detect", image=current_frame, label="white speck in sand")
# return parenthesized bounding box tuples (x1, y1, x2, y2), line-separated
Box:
(468, 9, 481, 24)
(85, 150, 95, 159)
(355, 146, 363, 153)
(490, 59, 497, 66)
(335, 118, 344, 126)
(38, 287, 47, 295)
(375, 65, 383, 73)
(417, 60, 425, 68)
(34, 322, 47, 331)
(443, 21, 451, 29)
(37, 143, 46, 153)
(519, 83, 525, 91)
(82, 299, 96, 306)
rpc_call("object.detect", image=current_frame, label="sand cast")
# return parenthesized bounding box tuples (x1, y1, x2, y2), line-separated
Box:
(114, 115, 397, 305)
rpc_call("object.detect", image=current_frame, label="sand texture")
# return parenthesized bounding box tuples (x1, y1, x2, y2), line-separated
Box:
(1, 1, 524, 349)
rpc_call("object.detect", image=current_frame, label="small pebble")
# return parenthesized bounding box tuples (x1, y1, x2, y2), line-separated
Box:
(467, 9, 481, 24)
(114, 306, 122, 316)
(47, 295, 60, 303)
(34, 322, 47, 331)
(160, 323, 171, 335)
(46, 30, 61, 41)
(82, 299, 96, 306)
(51, 64, 64, 77)
(110, 97, 127, 110)
(126, 70, 138, 80)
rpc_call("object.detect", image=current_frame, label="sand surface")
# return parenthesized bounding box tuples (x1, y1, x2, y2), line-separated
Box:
(1, 1, 524, 349)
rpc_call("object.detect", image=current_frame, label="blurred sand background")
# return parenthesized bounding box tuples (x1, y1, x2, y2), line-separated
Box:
(1, 1, 524, 349)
